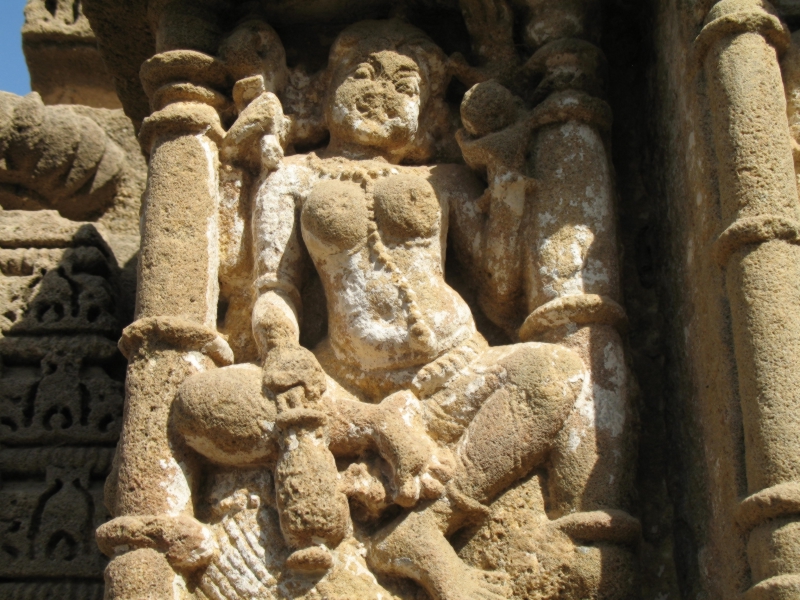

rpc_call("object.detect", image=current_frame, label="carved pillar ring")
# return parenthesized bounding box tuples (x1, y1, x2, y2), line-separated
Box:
(696, 0, 800, 596)
(695, 3, 790, 61)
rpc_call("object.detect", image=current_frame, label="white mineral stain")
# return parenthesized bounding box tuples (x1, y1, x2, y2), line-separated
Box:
(198, 133, 221, 328)
(159, 457, 192, 516)
(183, 351, 206, 372)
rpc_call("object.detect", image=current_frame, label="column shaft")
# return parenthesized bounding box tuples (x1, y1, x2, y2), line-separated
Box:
(136, 129, 220, 325)
(699, 1, 800, 595)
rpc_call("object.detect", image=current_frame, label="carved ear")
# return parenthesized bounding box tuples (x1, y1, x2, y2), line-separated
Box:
(410, 40, 449, 102)
(405, 97, 454, 165)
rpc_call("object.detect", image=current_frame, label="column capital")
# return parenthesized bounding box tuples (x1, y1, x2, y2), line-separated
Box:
(696, 0, 790, 61)
(524, 38, 608, 99)
(137, 49, 231, 152)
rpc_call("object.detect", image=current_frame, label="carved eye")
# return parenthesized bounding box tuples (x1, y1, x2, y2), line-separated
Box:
(354, 65, 372, 79)
(395, 79, 419, 97)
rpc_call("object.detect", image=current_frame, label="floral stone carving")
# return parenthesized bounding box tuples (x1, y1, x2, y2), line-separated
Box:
(97, 3, 638, 599)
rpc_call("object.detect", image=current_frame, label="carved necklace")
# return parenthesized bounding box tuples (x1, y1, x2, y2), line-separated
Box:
(307, 155, 438, 354)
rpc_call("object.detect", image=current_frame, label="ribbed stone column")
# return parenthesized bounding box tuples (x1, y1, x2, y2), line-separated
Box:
(697, 1, 800, 597)
(517, 1, 638, 595)
(102, 3, 233, 597)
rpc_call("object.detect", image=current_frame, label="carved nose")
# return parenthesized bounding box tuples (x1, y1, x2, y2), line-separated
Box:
(355, 90, 391, 118)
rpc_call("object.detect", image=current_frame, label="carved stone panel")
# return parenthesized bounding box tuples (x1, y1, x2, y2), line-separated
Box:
(7, 0, 800, 597)
(90, 2, 639, 599)
(0, 6, 144, 597)
(0, 212, 128, 598)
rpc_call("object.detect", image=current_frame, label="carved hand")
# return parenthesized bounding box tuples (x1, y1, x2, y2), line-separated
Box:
(262, 344, 327, 411)
(452, 0, 519, 87)
(369, 391, 455, 508)
(221, 91, 289, 171)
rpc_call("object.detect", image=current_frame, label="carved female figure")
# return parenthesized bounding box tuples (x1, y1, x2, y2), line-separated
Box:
(172, 19, 585, 600)
(98, 1, 639, 596)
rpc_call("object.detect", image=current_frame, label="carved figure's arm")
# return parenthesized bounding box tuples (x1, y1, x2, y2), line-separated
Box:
(219, 80, 303, 362)
(251, 165, 327, 401)
(445, 81, 535, 334)
(253, 167, 305, 360)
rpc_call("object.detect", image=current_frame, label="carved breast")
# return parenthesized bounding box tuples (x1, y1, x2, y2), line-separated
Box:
(302, 179, 369, 252)
(302, 172, 440, 255)
(372, 173, 439, 241)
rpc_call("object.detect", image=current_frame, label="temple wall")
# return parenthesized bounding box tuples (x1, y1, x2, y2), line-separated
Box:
(2, 0, 800, 598)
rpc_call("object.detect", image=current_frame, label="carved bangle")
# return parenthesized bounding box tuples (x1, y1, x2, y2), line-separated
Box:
(519, 294, 627, 341)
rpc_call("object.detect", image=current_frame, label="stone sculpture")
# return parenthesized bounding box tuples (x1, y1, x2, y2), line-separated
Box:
(173, 19, 589, 599)
(6, 0, 800, 597)
(0, 5, 145, 595)
(0, 6, 145, 598)
(95, 2, 638, 598)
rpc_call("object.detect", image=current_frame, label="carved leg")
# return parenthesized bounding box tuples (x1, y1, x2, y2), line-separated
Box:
(453, 343, 584, 505)
(173, 363, 278, 467)
(369, 343, 582, 599)
(369, 499, 511, 600)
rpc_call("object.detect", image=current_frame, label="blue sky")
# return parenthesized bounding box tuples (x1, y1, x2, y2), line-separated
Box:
(0, 1, 31, 96)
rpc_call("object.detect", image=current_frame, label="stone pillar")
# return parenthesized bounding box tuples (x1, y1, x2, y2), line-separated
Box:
(521, 58, 629, 514)
(517, 1, 638, 593)
(696, 0, 800, 597)
(102, 3, 233, 597)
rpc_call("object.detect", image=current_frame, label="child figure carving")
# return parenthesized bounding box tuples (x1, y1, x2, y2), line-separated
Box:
(174, 19, 587, 600)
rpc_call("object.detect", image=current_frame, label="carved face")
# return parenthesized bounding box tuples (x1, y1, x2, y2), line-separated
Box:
(326, 50, 423, 152)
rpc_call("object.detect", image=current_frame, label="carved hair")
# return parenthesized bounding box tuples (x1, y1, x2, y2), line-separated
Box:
(326, 19, 452, 163)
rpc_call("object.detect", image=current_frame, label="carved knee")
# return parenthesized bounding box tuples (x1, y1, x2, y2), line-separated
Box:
(173, 363, 279, 466)
(500, 342, 585, 429)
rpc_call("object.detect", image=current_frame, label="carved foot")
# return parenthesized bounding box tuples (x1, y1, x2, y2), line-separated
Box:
(438, 565, 511, 600)
(369, 499, 509, 600)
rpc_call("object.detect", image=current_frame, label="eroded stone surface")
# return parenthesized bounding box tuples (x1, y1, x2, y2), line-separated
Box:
(0, 6, 146, 597)
(23, 0, 121, 109)
(91, 5, 637, 599)
(5, 0, 800, 598)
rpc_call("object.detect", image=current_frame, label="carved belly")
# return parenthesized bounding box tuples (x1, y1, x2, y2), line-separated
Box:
(303, 171, 453, 369)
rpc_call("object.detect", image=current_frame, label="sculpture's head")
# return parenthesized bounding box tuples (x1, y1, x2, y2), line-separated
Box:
(325, 20, 449, 162)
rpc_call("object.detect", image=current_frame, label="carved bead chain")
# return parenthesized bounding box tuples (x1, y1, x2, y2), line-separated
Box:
(309, 156, 437, 353)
